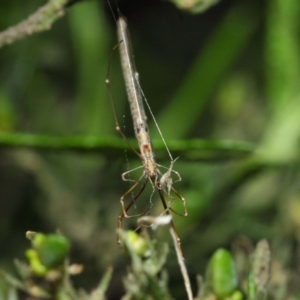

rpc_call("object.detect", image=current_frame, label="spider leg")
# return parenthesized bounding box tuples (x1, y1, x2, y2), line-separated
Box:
(117, 175, 149, 244)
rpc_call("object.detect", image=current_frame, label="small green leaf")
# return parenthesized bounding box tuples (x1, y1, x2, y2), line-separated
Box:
(25, 249, 47, 276)
(207, 248, 238, 298)
(126, 231, 151, 257)
(227, 290, 243, 300)
(31, 233, 70, 268)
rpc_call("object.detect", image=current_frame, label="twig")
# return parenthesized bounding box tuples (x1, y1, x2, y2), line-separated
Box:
(169, 224, 193, 300)
(0, 0, 69, 49)
(0, 131, 255, 161)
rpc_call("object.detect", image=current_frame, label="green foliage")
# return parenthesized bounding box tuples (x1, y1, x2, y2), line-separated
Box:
(1, 0, 300, 299)
(205, 249, 238, 298)
(0, 231, 170, 299)
(26, 232, 70, 272)
(198, 240, 271, 300)
(120, 230, 172, 300)
(0, 232, 273, 299)
(0, 232, 111, 300)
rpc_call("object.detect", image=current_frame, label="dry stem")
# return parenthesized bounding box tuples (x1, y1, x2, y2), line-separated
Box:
(0, 0, 69, 48)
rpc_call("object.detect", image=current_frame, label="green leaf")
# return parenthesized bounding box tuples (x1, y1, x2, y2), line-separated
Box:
(32, 233, 70, 268)
(206, 248, 238, 298)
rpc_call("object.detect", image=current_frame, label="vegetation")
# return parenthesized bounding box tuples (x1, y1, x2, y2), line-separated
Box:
(0, 0, 300, 298)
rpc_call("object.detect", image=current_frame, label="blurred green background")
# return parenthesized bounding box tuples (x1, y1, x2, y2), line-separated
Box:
(1, 0, 300, 298)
